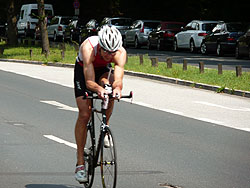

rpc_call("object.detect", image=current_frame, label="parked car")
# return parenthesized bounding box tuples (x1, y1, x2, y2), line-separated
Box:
(47, 16, 72, 41)
(124, 20, 161, 48)
(235, 24, 250, 59)
(78, 19, 99, 44)
(174, 20, 219, 53)
(17, 4, 54, 38)
(100, 17, 132, 42)
(64, 18, 99, 44)
(147, 21, 185, 50)
(64, 17, 83, 42)
(200, 21, 246, 56)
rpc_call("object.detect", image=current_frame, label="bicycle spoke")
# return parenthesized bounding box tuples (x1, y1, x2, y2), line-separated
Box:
(100, 128, 117, 188)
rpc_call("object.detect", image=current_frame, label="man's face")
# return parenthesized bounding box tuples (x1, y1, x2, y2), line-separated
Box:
(100, 47, 117, 61)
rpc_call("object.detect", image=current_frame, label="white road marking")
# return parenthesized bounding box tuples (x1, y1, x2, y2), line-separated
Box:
(40, 100, 78, 112)
(44, 135, 77, 149)
(194, 101, 250, 112)
(132, 101, 184, 115)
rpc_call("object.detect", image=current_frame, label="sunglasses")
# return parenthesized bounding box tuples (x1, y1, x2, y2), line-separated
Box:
(101, 47, 117, 55)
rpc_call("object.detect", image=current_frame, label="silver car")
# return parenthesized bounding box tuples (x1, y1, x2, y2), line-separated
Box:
(174, 20, 219, 53)
(47, 16, 72, 41)
(124, 20, 161, 48)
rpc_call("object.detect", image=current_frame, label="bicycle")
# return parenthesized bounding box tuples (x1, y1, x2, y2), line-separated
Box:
(82, 90, 133, 188)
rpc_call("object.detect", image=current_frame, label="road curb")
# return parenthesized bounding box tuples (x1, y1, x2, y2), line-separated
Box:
(1, 58, 250, 99)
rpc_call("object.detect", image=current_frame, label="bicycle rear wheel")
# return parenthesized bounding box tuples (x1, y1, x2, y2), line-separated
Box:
(84, 123, 95, 188)
(100, 127, 117, 188)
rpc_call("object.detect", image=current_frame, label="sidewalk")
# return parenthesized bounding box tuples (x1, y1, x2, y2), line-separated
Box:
(1, 58, 250, 98)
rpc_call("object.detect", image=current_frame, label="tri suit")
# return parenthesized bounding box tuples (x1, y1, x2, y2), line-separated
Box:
(74, 36, 113, 98)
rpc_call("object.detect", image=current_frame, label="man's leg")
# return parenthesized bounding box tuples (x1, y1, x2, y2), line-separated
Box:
(75, 97, 91, 166)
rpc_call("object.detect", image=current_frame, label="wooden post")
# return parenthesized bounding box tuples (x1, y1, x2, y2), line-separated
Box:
(218, 63, 223, 75)
(236, 66, 242, 77)
(166, 57, 172, 68)
(29, 49, 33, 58)
(139, 54, 143, 65)
(199, 61, 204, 73)
(61, 50, 65, 60)
(183, 59, 187, 71)
(151, 57, 158, 67)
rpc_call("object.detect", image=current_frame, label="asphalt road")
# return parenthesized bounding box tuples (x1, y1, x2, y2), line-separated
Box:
(126, 48, 250, 72)
(1, 62, 250, 188)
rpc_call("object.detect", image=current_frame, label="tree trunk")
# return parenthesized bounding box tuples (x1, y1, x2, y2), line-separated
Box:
(37, 0, 50, 55)
(6, 0, 18, 45)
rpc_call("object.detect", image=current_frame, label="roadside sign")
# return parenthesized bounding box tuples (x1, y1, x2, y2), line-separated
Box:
(73, 0, 80, 9)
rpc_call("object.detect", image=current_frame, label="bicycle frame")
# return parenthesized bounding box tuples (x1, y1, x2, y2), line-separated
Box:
(86, 92, 133, 168)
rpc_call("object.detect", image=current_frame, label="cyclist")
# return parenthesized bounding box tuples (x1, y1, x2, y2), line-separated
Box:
(74, 25, 127, 183)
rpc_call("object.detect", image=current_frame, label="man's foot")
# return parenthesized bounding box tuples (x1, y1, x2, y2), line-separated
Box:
(75, 165, 88, 183)
(104, 134, 113, 148)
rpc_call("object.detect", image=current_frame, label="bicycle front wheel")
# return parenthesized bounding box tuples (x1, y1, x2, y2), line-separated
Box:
(100, 127, 117, 188)
(84, 123, 95, 188)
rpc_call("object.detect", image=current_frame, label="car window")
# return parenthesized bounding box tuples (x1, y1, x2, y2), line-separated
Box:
(110, 19, 132, 26)
(144, 22, 160, 29)
(61, 18, 71, 25)
(45, 10, 53, 17)
(20, 10, 24, 19)
(226, 23, 244, 32)
(185, 23, 192, 30)
(50, 18, 59, 25)
(30, 9, 38, 19)
(202, 23, 217, 31)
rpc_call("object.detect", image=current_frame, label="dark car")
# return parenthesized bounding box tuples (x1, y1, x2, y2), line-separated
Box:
(200, 21, 246, 56)
(64, 18, 98, 44)
(235, 24, 250, 59)
(147, 21, 185, 50)
(99, 17, 132, 43)
(64, 18, 84, 42)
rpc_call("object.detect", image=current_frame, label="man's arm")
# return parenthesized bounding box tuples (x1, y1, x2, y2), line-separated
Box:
(112, 47, 127, 98)
(81, 41, 107, 98)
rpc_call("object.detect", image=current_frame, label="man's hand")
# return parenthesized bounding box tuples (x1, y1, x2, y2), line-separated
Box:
(112, 87, 122, 99)
(97, 87, 109, 99)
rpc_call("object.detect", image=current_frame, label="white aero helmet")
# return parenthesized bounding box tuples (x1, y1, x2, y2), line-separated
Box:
(98, 25, 123, 52)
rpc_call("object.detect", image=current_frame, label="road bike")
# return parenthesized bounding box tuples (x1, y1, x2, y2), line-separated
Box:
(82, 91, 133, 188)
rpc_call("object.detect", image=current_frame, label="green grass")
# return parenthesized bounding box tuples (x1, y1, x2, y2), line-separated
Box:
(0, 42, 249, 92)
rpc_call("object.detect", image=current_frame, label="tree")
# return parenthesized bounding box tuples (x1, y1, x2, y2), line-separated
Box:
(37, 0, 50, 55)
(6, 0, 18, 45)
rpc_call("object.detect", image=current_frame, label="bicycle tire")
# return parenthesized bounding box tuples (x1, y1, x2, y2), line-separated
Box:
(100, 127, 117, 188)
(84, 122, 95, 188)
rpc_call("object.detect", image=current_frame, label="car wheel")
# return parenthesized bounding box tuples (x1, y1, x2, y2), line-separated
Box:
(200, 42, 207, 55)
(173, 39, 178, 52)
(134, 37, 140, 49)
(235, 43, 241, 59)
(216, 43, 223, 56)
(190, 40, 196, 53)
